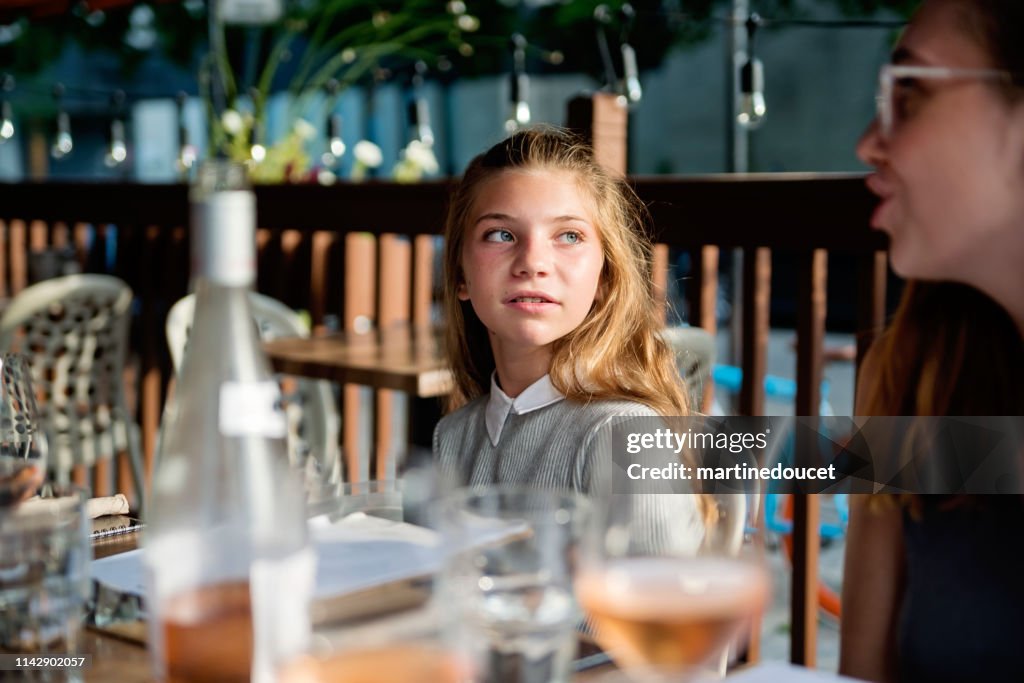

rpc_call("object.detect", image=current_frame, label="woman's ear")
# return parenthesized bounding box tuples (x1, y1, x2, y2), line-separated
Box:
(457, 281, 470, 301)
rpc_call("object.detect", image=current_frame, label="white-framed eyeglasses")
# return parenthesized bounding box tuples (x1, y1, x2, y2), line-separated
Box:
(876, 64, 1016, 139)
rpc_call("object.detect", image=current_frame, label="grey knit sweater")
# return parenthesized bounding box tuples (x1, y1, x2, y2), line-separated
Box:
(433, 392, 658, 492)
(433, 387, 704, 553)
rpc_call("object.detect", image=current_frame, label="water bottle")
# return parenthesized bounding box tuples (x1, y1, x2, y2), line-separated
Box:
(145, 160, 314, 682)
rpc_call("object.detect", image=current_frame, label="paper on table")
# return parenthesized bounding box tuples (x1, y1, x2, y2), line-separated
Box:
(91, 512, 525, 602)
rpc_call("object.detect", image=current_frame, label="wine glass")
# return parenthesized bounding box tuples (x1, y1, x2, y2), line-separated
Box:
(577, 488, 770, 682)
(0, 353, 47, 506)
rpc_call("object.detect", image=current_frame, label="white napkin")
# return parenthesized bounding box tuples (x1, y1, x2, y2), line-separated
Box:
(85, 494, 130, 519)
(18, 493, 130, 519)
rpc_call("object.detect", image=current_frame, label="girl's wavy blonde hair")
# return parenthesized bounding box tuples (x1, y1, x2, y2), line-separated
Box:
(442, 127, 689, 417)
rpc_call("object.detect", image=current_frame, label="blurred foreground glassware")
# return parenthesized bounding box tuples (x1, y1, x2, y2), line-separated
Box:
(279, 600, 465, 683)
(0, 485, 89, 674)
(440, 485, 589, 683)
(577, 490, 769, 683)
(280, 471, 463, 683)
(0, 353, 47, 507)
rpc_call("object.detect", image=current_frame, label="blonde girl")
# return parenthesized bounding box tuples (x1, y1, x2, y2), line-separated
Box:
(433, 127, 691, 495)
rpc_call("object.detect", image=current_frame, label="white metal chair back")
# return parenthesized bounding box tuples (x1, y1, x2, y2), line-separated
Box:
(0, 274, 145, 511)
(661, 325, 716, 411)
(166, 292, 341, 482)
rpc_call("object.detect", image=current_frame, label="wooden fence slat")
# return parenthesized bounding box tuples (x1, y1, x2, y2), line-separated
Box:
(343, 233, 377, 482)
(0, 220, 7, 300)
(697, 246, 719, 413)
(791, 249, 828, 667)
(412, 235, 435, 329)
(310, 230, 335, 329)
(375, 234, 412, 480)
(791, 493, 821, 666)
(652, 243, 669, 325)
(9, 218, 26, 294)
(855, 251, 888, 388)
(796, 249, 828, 416)
(739, 248, 771, 416)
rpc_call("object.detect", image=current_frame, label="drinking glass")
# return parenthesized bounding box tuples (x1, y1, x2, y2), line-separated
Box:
(578, 490, 769, 682)
(0, 484, 90, 675)
(278, 470, 463, 683)
(0, 353, 47, 506)
(439, 485, 590, 683)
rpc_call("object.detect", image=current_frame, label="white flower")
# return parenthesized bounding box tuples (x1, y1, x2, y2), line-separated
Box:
(293, 118, 316, 141)
(456, 14, 479, 32)
(353, 140, 383, 168)
(393, 158, 419, 183)
(404, 140, 439, 174)
(221, 109, 243, 135)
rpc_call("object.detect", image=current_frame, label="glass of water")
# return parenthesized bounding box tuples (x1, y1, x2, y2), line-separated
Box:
(0, 484, 90, 671)
(438, 485, 590, 683)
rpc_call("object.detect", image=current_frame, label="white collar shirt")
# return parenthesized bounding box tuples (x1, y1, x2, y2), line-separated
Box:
(484, 373, 565, 446)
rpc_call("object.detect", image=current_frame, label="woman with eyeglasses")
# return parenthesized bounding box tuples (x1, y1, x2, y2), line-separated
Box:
(840, 1, 1024, 681)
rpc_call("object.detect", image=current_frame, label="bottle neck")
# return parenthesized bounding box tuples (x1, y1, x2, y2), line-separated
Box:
(191, 190, 256, 287)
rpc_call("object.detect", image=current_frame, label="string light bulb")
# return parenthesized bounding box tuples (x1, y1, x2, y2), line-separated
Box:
(105, 90, 127, 167)
(176, 92, 196, 176)
(737, 14, 766, 130)
(409, 61, 435, 147)
(321, 80, 344, 168)
(0, 75, 14, 142)
(51, 84, 73, 159)
(248, 87, 265, 163)
(505, 34, 530, 134)
(619, 4, 642, 105)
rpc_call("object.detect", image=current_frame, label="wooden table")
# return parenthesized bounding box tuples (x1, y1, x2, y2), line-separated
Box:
(265, 326, 452, 479)
(264, 326, 452, 398)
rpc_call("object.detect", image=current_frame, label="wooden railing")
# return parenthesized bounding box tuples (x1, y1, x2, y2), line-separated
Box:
(0, 171, 889, 667)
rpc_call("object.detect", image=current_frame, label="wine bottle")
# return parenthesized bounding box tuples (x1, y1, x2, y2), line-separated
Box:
(145, 160, 314, 683)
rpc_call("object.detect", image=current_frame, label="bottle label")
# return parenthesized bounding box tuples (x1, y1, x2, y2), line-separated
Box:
(219, 381, 287, 438)
(192, 191, 256, 286)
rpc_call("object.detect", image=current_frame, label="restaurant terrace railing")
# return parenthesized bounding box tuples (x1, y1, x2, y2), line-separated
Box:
(0, 171, 890, 668)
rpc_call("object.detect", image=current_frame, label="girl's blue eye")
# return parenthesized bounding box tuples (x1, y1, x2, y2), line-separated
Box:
(559, 231, 582, 244)
(484, 229, 514, 243)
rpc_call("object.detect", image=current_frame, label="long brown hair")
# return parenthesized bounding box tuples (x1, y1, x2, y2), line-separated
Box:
(858, 282, 1024, 416)
(442, 127, 689, 417)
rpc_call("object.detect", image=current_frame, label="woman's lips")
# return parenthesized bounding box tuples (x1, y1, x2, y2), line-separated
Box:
(864, 174, 894, 229)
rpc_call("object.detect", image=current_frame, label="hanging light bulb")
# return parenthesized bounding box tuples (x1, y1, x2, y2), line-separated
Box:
(619, 4, 642, 105)
(51, 84, 73, 159)
(737, 15, 766, 130)
(0, 75, 14, 142)
(409, 61, 435, 147)
(105, 90, 127, 168)
(505, 34, 530, 134)
(321, 79, 344, 169)
(738, 57, 766, 128)
(248, 87, 266, 163)
(176, 92, 196, 177)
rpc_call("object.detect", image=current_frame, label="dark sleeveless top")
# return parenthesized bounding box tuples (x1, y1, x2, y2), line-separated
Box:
(898, 496, 1024, 682)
